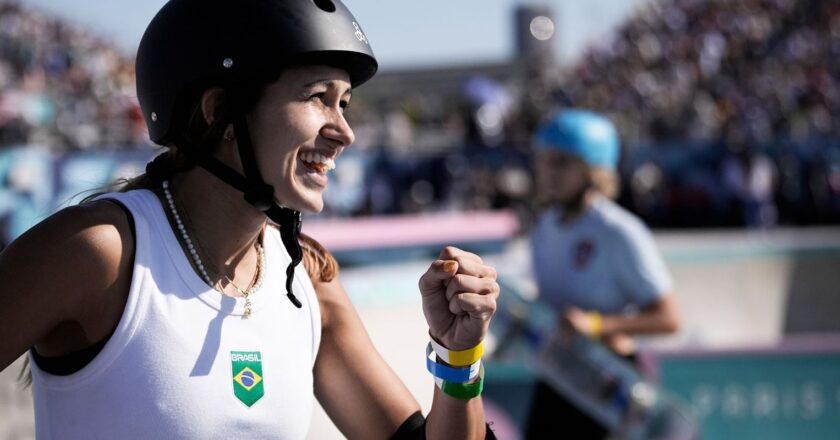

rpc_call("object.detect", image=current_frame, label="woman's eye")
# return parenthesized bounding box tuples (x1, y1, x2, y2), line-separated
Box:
(307, 92, 348, 113)
(308, 92, 326, 102)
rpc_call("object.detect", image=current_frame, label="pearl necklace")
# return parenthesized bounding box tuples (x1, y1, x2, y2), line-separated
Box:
(162, 180, 264, 317)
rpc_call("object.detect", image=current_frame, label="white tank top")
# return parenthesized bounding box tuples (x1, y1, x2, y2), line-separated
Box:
(29, 189, 322, 439)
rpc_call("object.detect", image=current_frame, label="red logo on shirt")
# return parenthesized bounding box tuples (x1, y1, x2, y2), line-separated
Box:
(572, 239, 595, 270)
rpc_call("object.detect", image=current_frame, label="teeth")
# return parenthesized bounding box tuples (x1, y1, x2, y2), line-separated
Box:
(300, 151, 336, 172)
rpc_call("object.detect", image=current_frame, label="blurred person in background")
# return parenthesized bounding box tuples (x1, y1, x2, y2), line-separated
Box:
(0, 0, 501, 438)
(525, 110, 680, 439)
(720, 122, 779, 228)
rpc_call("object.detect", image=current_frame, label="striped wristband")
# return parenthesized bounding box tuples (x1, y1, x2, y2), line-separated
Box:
(429, 337, 484, 367)
(426, 343, 481, 383)
(435, 364, 485, 400)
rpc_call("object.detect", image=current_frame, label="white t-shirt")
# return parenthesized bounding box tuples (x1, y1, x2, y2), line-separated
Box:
(531, 196, 672, 314)
(29, 189, 322, 439)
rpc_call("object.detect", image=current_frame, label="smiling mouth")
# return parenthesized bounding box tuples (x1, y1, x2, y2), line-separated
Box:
(300, 151, 336, 174)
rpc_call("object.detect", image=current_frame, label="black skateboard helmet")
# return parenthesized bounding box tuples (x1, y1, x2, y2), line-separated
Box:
(136, 0, 377, 144)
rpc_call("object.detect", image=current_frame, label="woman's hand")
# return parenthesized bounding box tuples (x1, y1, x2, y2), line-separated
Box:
(419, 246, 500, 351)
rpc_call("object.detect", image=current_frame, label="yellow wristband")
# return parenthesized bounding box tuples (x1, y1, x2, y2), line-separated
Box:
(587, 311, 603, 339)
(429, 337, 484, 367)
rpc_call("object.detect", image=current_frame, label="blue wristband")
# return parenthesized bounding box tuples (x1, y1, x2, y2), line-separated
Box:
(425, 343, 481, 383)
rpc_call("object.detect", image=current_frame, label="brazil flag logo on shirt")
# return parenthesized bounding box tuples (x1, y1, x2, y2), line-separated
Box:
(231, 351, 264, 407)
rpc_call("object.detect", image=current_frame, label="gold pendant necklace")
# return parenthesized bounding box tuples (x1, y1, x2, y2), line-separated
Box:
(224, 243, 265, 317)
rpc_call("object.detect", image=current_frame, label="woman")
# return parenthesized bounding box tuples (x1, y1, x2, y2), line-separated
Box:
(0, 1, 499, 438)
(524, 110, 680, 439)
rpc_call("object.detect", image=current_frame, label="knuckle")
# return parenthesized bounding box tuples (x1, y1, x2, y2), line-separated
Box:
(463, 251, 481, 264)
(445, 283, 458, 299)
(459, 273, 477, 288)
(441, 246, 459, 257)
(452, 273, 466, 285)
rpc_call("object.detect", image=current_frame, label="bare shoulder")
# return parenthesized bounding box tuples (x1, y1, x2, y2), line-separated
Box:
(3, 199, 134, 287)
(313, 276, 356, 331)
(0, 198, 135, 364)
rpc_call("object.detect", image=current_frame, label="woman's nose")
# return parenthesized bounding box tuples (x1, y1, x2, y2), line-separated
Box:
(321, 110, 355, 148)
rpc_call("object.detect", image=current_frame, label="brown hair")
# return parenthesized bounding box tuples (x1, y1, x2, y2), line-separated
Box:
(126, 86, 236, 191)
(299, 232, 339, 284)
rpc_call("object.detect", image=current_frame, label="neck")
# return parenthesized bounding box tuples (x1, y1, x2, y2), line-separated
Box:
(166, 167, 266, 283)
(559, 189, 598, 224)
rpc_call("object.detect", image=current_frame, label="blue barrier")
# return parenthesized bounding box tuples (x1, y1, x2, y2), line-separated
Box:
(0, 147, 155, 246)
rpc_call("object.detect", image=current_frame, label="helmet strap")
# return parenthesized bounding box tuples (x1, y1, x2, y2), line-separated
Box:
(194, 113, 304, 309)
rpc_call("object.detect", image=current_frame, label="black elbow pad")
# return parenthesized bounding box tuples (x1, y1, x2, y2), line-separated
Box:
(390, 411, 498, 440)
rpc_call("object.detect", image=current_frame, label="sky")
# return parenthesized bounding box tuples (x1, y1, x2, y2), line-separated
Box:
(19, 0, 649, 70)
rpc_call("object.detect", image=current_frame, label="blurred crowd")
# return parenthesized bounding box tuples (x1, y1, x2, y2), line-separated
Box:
(558, 0, 840, 145)
(552, 0, 840, 227)
(0, 0, 838, 239)
(340, 0, 840, 227)
(0, 1, 145, 149)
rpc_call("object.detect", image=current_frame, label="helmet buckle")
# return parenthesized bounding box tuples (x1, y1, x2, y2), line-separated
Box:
(244, 184, 275, 212)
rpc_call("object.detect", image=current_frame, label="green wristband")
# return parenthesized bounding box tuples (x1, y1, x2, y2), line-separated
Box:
(436, 365, 485, 399)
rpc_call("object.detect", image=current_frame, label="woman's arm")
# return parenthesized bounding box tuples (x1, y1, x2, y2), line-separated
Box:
(312, 276, 421, 439)
(312, 246, 499, 440)
(418, 247, 499, 439)
(0, 201, 133, 371)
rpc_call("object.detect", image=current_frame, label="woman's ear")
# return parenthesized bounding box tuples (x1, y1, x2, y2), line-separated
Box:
(200, 87, 226, 125)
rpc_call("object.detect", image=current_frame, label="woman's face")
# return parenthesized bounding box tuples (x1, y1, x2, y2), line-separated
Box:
(534, 149, 590, 204)
(246, 65, 354, 213)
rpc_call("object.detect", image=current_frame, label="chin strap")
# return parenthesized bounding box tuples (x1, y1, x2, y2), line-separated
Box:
(194, 113, 303, 309)
(266, 204, 304, 308)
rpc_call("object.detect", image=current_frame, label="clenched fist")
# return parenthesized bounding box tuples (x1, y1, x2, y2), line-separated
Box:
(419, 246, 500, 351)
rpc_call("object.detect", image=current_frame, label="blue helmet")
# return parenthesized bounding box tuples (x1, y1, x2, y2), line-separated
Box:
(533, 110, 620, 168)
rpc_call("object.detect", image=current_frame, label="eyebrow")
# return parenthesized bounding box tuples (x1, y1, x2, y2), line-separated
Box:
(303, 79, 353, 97)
